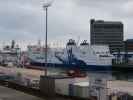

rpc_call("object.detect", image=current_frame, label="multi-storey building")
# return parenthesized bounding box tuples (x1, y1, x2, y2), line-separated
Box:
(90, 19, 124, 53)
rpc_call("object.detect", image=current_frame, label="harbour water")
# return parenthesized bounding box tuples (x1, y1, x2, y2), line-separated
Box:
(87, 71, 133, 82)
(113, 71, 133, 82)
(1, 65, 133, 82)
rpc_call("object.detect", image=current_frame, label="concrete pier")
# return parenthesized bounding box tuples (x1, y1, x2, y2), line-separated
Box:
(0, 86, 43, 100)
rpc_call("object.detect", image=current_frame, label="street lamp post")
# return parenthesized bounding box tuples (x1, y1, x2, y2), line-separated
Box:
(43, 0, 53, 76)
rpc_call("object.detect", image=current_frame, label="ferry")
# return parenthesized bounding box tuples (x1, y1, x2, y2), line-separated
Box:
(26, 39, 113, 71)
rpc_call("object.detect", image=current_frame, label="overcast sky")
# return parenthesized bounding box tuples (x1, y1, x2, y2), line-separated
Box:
(0, 0, 132, 49)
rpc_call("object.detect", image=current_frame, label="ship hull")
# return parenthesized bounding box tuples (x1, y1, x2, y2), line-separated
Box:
(28, 62, 112, 71)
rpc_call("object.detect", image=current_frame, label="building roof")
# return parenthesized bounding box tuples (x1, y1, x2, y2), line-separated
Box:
(91, 19, 123, 25)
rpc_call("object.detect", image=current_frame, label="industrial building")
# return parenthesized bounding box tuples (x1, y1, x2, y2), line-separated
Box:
(125, 39, 133, 52)
(90, 19, 124, 53)
(113, 39, 133, 64)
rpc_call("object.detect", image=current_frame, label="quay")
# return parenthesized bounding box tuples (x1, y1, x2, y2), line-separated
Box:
(0, 85, 74, 100)
(0, 86, 43, 100)
(0, 82, 76, 100)
(1, 66, 133, 100)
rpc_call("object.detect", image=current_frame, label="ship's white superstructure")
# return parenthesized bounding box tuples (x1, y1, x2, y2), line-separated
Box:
(26, 39, 113, 70)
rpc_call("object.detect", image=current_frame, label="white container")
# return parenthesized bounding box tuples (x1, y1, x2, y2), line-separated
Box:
(55, 78, 74, 95)
(71, 82, 90, 98)
(55, 77, 89, 96)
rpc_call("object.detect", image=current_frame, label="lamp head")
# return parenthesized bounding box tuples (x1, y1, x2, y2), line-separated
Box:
(43, 0, 54, 8)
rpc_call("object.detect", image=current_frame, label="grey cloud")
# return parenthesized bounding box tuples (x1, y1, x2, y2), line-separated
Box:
(0, 0, 133, 50)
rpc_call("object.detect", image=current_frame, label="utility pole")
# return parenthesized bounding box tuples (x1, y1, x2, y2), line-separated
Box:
(43, 0, 53, 76)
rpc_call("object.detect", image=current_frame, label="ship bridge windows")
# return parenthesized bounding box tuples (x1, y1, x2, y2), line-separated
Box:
(95, 51, 109, 55)
(80, 40, 89, 46)
(67, 39, 76, 46)
(99, 55, 110, 57)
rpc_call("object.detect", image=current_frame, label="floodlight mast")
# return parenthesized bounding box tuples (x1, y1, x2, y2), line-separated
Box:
(43, 0, 53, 76)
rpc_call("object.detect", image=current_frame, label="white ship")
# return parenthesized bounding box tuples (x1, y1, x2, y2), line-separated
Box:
(0, 40, 21, 66)
(26, 39, 113, 71)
